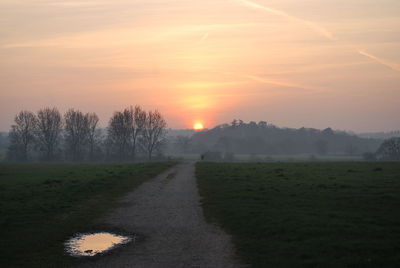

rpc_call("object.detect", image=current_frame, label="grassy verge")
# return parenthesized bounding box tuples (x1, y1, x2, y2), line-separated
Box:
(0, 162, 175, 267)
(197, 162, 400, 267)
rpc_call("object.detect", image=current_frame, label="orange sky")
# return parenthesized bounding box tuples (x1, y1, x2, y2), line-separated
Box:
(1, 0, 400, 131)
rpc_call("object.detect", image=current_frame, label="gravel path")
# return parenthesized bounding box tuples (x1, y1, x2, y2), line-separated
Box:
(76, 163, 241, 268)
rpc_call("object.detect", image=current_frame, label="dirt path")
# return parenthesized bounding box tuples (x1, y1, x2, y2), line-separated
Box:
(76, 163, 241, 268)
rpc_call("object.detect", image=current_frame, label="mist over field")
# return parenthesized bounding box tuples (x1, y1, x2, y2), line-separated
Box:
(1, 115, 399, 162)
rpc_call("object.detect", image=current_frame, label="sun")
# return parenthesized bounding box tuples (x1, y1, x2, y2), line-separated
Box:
(193, 122, 204, 131)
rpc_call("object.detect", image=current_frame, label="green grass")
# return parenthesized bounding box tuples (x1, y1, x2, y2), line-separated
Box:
(197, 162, 400, 267)
(0, 162, 175, 268)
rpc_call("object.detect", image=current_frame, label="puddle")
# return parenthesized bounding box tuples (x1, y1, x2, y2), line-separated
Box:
(65, 232, 132, 257)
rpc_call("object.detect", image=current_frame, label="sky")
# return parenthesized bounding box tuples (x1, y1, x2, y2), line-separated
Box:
(1, 0, 399, 132)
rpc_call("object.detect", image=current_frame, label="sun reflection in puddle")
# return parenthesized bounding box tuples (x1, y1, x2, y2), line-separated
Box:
(65, 232, 132, 257)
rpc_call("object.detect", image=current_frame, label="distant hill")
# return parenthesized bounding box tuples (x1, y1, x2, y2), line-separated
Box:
(357, 131, 400, 140)
(189, 121, 381, 155)
(166, 129, 195, 137)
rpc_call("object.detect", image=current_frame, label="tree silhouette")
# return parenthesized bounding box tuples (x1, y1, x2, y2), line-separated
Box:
(8, 111, 37, 161)
(86, 113, 99, 160)
(142, 110, 167, 160)
(64, 109, 89, 161)
(35, 107, 63, 161)
(130, 106, 146, 161)
(107, 110, 132, 161)
(375, 137, 400, 161)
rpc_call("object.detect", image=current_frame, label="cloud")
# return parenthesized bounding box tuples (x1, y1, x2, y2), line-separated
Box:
(237, 0, 400, 74)
(200, 32, 209, 43)
(47, 1, 105, 7)
(237, 0, 335, 40)
(1, 23, 258, 49)
(243, 74, 320, 91)
(358, 50, 400, 73)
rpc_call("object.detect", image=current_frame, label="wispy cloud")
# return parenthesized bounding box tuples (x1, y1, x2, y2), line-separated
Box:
(237, 0, 335, 40)
(237, 0, 400, 74)
(243, 74, 320, 91)
(1, 23, 258, 49)
(199, 32, 209, 43)
(358, 50, 400, 73)
(221, 70, 324, 91)
(47, 2, 103, 7)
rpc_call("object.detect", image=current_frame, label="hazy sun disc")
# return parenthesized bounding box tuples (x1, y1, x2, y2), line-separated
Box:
(193, 122, 204, 130)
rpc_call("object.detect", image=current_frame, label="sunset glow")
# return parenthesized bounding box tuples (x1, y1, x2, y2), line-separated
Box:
(0, 0, 399, 131)
(193, 122, 204, 131)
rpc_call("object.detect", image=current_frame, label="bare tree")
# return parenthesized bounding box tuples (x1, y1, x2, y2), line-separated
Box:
(130, 106, 146, 160)
(142, 110, 167, 160)
(86, 112, 99, 160)
(7, 111, 37, 161)
(64, 109, 89, 161)
(36, 107, 63, 161)
(375, 137, 400, 161)
(107, 106, 147, 161)
(107, 110, 132, 161)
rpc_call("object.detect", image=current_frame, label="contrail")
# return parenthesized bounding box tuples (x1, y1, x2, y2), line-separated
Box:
(237, 0, 400, 74)
(244, 74, 319, 90)
(200, 32, 209, 42)
(358, 50, 400, 73)
(237, 0, 335, 40)
(223, 71, 318, 90)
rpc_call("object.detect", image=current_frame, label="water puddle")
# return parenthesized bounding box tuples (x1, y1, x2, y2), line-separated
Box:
(65, 232, 132, 257)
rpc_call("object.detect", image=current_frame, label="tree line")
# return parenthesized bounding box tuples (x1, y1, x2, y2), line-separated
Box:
(7, 106, 167, 162)
(169, 120, 400, 161)
(170, 119, 382, 156)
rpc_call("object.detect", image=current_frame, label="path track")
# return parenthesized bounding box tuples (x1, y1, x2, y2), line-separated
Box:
(77, 163, 240, 268)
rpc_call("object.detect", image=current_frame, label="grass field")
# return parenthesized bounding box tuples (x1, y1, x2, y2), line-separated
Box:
(0, 162, 174, 267)
(197, 162, 400, 267)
